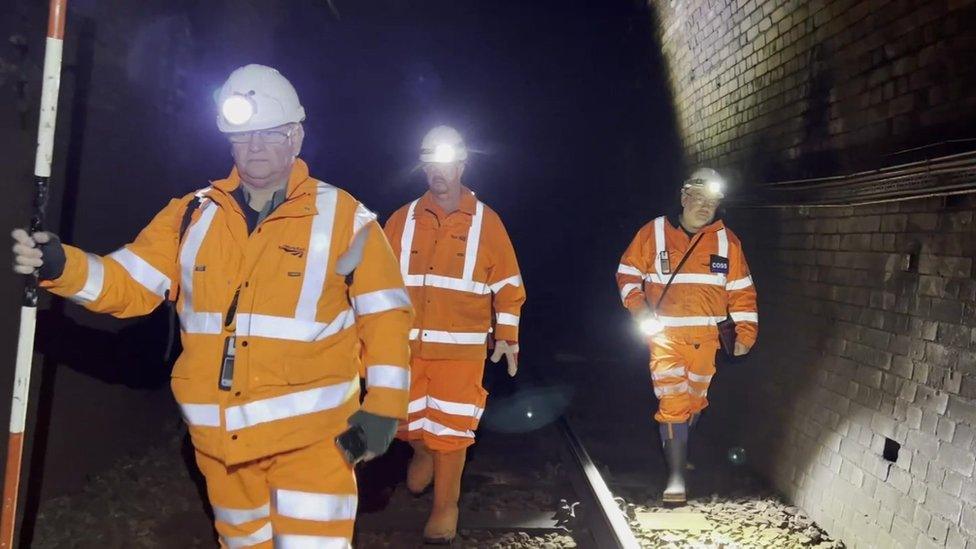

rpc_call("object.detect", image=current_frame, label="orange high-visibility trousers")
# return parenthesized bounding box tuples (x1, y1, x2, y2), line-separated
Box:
(397, 357, 487, 452)
(649, 336, 720, 424)
(194, 437, 357, 548)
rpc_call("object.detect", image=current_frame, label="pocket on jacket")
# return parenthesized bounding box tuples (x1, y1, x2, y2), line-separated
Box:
(283, 357, 331, 385)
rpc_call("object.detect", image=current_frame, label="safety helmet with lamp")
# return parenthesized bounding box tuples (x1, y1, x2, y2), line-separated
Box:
(682, 167, 726, 200)
(420, 125, 468, 164)
(216, 64, 306, 133)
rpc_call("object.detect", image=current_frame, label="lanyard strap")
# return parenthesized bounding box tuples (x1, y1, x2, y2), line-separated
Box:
(653, 229, 705, 310)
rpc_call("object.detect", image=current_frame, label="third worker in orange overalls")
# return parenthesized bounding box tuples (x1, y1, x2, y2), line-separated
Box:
(616, 168, 758, 505)
(384, 126, 526, 544)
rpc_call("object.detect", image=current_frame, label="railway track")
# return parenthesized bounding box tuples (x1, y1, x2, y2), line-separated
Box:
(354, 412, 641, 548)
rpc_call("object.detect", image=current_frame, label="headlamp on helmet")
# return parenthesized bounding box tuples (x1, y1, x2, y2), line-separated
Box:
(683, 167, 726, 199)
(221, 94, 255, 126)
(420, 126, 468, 164)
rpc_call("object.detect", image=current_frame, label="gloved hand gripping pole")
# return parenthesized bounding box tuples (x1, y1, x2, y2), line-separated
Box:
(2, 1, 68, 546)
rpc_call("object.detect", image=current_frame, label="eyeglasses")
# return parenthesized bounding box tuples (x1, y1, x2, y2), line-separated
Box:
(685, 191, 721, 209)
(228, 127, 295, 145)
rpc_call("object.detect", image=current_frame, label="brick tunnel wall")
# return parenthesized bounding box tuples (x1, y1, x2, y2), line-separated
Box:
(654, 0, 976, 180)
(652, 1, 976, 547)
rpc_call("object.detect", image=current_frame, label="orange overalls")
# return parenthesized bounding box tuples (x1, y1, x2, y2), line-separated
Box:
(617, 215, 758, 425)
(383, 188, 525, 452)
(42, 160, 412, 547)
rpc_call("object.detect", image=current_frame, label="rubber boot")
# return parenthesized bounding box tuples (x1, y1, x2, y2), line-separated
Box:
(660, 422, 688, 506)
(407, 440, 434, 495)
(423, 448, 466, 545)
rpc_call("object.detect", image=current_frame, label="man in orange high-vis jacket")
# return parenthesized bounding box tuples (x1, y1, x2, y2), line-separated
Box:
(616, 167, 758, 506)
(384, 125, 526, 544)
(11, 65, 412, 548)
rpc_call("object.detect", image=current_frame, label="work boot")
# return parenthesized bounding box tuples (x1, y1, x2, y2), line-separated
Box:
(423, 448, 466, 545)
(660, 422, 689, 506)
(407, 440, 434, 495)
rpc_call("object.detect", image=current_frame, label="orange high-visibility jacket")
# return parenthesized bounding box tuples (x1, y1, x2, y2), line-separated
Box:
(383, 188, 525, 362)
(41, 160, 413, 465)
(617, 215, 758, 347)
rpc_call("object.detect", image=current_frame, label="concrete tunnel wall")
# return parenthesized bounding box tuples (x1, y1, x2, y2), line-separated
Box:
(652, 0, 976, 547)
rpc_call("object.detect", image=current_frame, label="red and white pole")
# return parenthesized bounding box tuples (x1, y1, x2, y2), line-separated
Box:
(1, 1, 68, 546)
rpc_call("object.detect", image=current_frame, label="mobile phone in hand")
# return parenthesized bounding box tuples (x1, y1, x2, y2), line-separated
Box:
(335, 424, 368, 465)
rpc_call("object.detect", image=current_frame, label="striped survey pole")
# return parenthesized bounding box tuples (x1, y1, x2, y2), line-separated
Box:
(1, 1, 68, 546)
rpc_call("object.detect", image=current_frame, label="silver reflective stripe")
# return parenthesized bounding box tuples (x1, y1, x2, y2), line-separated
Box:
(70, 254, 105, 304)
(689, 385, 708, 397)
(236, 310, 355, 342)
(275, 534, 351, 549)
(399, 200, 419, 279)
(404, 274, 490, 295)
(275, 489, 357, 522)
(108, 247, 170, 297)
(428, 396, 484, 420)
(179, 200, 220, 333)
(296, 184, 338, 322)
(366, 365, 409, 390)
(409, 328, 419, 340)
(687, 371, 713, 383)
(462, 201, 484, 280)
(352, 202, 376, 235)
(652, 367, 687, 381)
(657, 315, 726, 327)
(412, 330, 487, 345)
(402, 274, 425, 287)
(213, 503, 270, 525)
(223, 522, 273, 548)
(726, 276, 754, 291)
(653, 216, 665, 277)
(489, 274, 522, 294)
(224, 378, 357, 431)
(352, 288, 411, 315)
(730, 311, 759, 323)
(407, 396, 427, 414)
(335, 206, 372, 277)
(181, 312, 223, 335)
(406, 418, 474, 438)
(645, 273, 726, 286)
(180, 403, 221, 427)
(716, 228, 728, 258)
(620, 282, 642, 302)
(654, 381, 688, 397)
(617, 263, 644, 278)
(496, 313, 519, 327)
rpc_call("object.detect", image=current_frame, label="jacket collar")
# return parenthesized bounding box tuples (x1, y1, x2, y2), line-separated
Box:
(209, 159, 318, 220)
(211, 158, 315, 200)
(417, 186, 477, 218)
(666, 208, 725, 234)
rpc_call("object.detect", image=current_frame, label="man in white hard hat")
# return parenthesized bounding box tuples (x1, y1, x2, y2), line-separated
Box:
(383, 126, 526, 544)
(12, 64, 412, 547)
(616, 167, 758, 505)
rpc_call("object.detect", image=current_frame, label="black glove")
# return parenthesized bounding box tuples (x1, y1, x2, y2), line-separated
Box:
(347, 410, 398, 458)
(37, 233, 66, 280)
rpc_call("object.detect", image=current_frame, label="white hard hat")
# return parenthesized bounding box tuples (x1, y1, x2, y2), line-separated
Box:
(216, 64, 306, 133)
(420, 125, 468, 163)
(683, 167, 726, 199)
